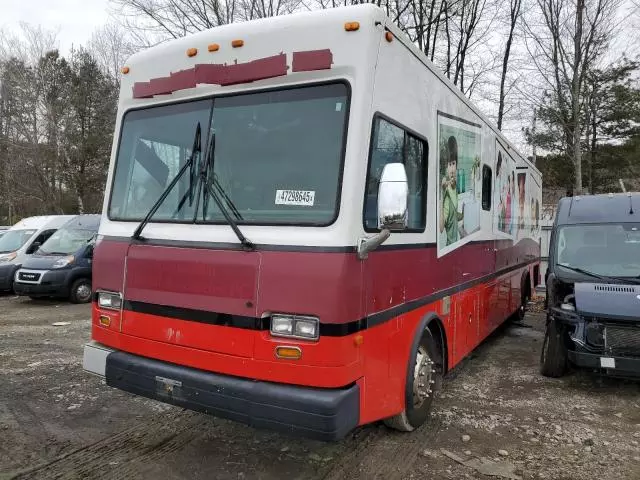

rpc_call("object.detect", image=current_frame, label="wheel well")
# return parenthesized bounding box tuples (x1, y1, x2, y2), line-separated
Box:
(426, 317, 448, 374)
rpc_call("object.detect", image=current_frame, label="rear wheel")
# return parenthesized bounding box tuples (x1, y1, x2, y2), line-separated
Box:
(384, 328, 444, 432)
(69, 278, 92, 304)
(540, 318, 568, 378)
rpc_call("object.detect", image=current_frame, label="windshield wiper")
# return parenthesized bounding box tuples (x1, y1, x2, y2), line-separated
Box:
(558, 264, 640, 284)
(198, 133, 254, 251)
(132, 122, 202, 240)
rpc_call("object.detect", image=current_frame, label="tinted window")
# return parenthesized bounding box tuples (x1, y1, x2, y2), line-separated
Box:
(364, 116, 427, 231)
(0, 229, 37, 253)
(482, 164, 492, 211)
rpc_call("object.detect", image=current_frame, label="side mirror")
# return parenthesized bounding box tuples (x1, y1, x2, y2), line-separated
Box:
(86, 244, 94, 259)
(377, 163, 409, 231)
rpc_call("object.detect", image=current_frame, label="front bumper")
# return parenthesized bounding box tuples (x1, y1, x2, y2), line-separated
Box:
(568, 350, 640, 378)
(83, 341, 360, 441)
(14, 268, 71, 297)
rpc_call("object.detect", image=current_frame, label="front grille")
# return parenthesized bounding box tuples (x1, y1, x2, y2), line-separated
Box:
(605, 326, 640, 356)
(18, 272, 41, 282)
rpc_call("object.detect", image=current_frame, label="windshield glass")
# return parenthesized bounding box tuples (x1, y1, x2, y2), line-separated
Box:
(108, 83, 349, 226)
(38, 228, 96, 255)
(555, 223, 640, 277)
(0, 229, 37, 253)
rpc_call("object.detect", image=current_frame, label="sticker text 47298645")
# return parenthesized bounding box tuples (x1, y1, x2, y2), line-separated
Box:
(275, 190, 315, 206)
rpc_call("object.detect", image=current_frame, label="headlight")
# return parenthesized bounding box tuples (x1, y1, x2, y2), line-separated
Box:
(270, 314, 319, 340)
(97, 291, 122, 310)
(0, 251, 17, 263)
(52, 256, 74, 269)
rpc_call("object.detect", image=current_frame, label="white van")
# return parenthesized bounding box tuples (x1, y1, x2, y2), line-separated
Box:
(0, 215, 76, 292)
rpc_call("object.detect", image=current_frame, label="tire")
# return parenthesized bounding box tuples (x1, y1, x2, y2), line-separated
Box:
(540, 317, 568, 378)
(384, 328, 444, 432)
(69, 278, 92, 304)
(511, 276, 531, 323)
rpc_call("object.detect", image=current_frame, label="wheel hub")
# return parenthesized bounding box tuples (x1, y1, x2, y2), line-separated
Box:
(77, 284, 91, 300)
(412, 346, 436, 408)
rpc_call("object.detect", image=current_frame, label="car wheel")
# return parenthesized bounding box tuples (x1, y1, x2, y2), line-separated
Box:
(69, 278, 92, 304)
(384, 328, 444, 432)
(540, 317, 568, 378)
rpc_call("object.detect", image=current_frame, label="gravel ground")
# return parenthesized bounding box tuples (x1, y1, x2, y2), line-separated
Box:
(1, 293, 639, 480)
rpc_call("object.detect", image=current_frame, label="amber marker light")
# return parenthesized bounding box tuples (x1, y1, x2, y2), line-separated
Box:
(232, 39, 244, 48)
(99, 315, 111, 327)
(344, 22, 360, 31)
(354, 335, 364, 346)
(208, 43, 220, 52)
(385, 31, 393, 42)
(186, 47, 198, 57)
(120, 66, 130, 74)
(275, 346, 302, 360)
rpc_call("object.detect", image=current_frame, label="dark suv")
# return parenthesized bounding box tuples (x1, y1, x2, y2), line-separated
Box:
(541, 193, 640, 378)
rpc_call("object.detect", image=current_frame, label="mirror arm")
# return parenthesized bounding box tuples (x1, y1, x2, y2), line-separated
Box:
(357, 228, 391, 260)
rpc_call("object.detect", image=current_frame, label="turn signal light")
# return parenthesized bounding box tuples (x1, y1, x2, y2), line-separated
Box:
(275, 346, 302, 360)
(345, 22, 360, 31)
(99, 315, 111, 327)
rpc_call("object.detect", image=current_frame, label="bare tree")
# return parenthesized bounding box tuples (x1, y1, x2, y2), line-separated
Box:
(524, 0, 621, 194)
(88, 22, 137, 81)
(497, 0, 521, 130)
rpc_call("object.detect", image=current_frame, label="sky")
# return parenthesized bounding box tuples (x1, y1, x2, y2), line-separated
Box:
(1, 0, 110, 53)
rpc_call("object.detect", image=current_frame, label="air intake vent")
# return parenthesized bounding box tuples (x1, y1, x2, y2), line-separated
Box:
(594, 285, 636, 293)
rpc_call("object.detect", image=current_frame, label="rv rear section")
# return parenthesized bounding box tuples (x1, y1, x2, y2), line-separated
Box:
(84, 5, 542, 440)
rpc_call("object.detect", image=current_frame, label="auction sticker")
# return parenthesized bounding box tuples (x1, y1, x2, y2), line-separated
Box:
(275, 190, 315, 206)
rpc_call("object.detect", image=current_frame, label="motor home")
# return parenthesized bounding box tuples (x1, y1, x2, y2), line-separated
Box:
(83, 4, 542, 440)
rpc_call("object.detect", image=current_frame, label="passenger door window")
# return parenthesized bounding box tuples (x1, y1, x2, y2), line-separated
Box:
(364, 116, 428, 231)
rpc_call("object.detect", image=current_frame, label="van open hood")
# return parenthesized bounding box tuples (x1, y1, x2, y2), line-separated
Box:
(574, 282, 640, 320)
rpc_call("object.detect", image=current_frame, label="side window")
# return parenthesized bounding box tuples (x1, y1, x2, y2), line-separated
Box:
(482, 164, 492, 211)
(27, 229, 55, 254)
(364, 116, 428, 231)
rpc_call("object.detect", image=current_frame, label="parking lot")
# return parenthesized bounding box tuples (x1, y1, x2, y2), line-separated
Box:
(1, 294, 639, 480)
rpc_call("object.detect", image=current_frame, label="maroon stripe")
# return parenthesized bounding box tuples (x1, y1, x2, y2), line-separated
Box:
(93, 237, 539, 325)
(292, 50, 333, 72)
(170, 68, 197, 90)
(219, 54, 287, 86)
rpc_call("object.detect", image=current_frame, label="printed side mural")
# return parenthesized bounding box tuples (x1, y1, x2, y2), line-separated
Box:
(437, 112, 482, 254)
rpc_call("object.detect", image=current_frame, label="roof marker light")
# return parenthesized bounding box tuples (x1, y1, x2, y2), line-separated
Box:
(186, 48, 198, 57)
(385, 31, 393, 42)
(120, 66, 130, 74)
(232, 39, 244, 48)
(208, 43, 220, 52)
(345, 22, 360, 31)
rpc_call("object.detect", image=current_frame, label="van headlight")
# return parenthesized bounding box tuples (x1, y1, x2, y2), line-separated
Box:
(97, 291, 122, 310)
(271, 314, 319, 341)
(0, 251, 17, 263)
(52, 256, 74, 269)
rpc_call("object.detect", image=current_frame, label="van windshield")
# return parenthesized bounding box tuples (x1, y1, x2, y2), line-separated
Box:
(108, 83, 349, 226)
(38, 228, 96, 255)
(555, 223, 640, 277)
(0, 229, 37, 253)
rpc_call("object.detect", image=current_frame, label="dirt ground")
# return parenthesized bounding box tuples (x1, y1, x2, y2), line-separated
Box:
(1, 293, 639, 480)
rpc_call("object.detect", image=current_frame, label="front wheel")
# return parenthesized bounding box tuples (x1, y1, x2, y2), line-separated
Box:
(540, 318, 568, 378)
(384, 328, 444, 432)
(69, 278, 92, 304)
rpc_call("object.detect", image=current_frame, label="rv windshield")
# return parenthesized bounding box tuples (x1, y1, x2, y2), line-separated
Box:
(0, 230, 37, 253)
(109, 83, 349, 226)
(38, 228, 96, 255)
(555, 223, 640, 278)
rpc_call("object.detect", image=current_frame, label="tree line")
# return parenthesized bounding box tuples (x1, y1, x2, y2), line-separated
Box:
(0, 0, 639, 224)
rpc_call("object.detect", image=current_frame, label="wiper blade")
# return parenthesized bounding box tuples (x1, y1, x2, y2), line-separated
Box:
(132, 122, 202, 240)
(199, 133, 254, 251)
(558, 264, 640, 284)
